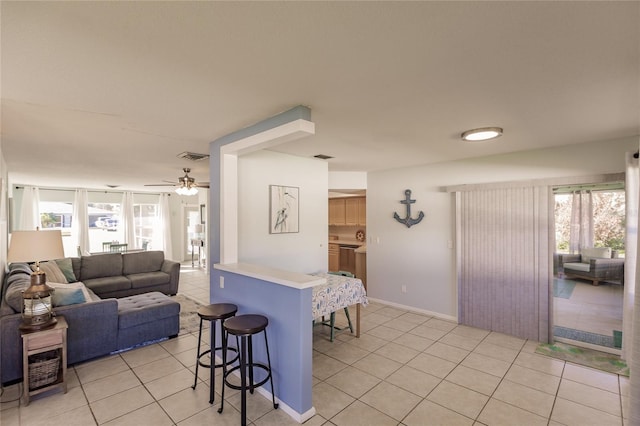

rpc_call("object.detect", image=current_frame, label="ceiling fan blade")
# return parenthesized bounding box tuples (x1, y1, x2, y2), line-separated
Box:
(196, 182, 210, 188)
(144, 183, 178, 187)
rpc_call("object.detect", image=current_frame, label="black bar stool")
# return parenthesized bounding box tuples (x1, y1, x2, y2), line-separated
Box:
(192, 303, 239, 404)
(218, 314, 278, 425)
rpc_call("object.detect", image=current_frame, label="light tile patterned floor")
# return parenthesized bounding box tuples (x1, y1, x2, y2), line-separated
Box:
(0, 264, 630, 425)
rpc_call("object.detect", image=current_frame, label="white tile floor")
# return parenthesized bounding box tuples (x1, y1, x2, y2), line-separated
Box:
(0, 264, 630, 425)
(554, 277, 623, 341)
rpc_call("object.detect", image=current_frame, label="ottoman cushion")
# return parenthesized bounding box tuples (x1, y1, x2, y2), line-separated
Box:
(117, 292, 180, 330)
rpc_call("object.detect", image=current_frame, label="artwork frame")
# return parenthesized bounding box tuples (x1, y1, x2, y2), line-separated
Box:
(269, 185, 299, 234)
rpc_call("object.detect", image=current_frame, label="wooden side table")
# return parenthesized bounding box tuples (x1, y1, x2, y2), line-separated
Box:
(21, 316, 68, 405)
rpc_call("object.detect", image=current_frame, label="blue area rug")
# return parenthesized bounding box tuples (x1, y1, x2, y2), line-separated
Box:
(553, 325, 615, 348)
(553, 278, 576, 299)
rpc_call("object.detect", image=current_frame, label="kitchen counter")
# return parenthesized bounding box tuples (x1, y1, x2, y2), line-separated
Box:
(329, 238, 365, 247)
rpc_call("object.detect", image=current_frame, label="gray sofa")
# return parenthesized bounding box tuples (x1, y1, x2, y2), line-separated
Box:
(559, 247, 624, 286)
(0, 250, 181, 385)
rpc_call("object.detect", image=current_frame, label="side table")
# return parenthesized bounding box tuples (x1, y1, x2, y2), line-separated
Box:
(21, 316, 68, 405)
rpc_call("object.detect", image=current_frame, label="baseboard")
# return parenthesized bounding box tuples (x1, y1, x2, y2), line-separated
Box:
(366, 297, 458, 322)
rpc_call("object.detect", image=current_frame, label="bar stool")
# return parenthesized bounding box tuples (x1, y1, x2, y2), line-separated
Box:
(218, 314, 278, 425)
(192, 303, 239, 404)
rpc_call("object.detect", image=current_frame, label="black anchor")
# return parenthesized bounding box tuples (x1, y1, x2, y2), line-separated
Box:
(393, 189, 424, 228)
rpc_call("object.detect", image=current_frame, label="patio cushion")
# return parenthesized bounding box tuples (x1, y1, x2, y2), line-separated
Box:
(563, 262, 590, 273)
(581, 247, 611, 263)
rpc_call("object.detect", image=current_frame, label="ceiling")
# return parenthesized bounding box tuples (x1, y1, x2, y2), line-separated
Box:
(1, 1, 638, 192)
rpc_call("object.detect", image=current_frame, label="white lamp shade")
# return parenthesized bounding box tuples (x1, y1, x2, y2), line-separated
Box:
(7, 230, 65, 263)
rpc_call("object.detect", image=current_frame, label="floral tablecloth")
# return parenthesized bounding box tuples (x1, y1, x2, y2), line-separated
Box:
(311, 273, 368, 319)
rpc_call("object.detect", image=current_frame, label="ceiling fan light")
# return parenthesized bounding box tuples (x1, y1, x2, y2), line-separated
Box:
(461, 127, 503, 142)
(175, 186, 198, 196)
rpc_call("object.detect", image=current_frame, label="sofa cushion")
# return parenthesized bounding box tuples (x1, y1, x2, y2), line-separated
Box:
(55, 258, 78, 283)
(128, 272, 171, 289)
(80, 253, 123, 280)
(82, 276, 131, 295)
(117, 292, 180, 330)
(122, 251, 165, 275)
(4, 274, 31, 312)
(581, 247, 611, 263)
(32, 261, 68, 283)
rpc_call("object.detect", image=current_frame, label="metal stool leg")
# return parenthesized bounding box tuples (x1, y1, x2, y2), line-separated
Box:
(192, 317, 204, 389)
(209, 319, 216, 404)
(263, 329, 279, 409)
(248, 336, 255, 394)
(239, 335, 248, 426)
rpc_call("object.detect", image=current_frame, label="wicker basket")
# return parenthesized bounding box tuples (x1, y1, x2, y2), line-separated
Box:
(28, 352, 60, 390)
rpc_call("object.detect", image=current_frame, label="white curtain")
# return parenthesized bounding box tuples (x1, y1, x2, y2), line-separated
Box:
(456, 186, 553, 341)
(569, 190, 594, 253)
(121, 192, 136, 249)
(72, 189, 90, 256)
(157, 193, 173, 260)
(19, 186, 40, 230)
(629, 148, 640, 423)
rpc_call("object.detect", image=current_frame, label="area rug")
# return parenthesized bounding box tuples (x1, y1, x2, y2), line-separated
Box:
(553, 278, 576, 299)
(172, 294, 205, 335)
(535, 341, 629, 376)
(553, 325, 614, 348)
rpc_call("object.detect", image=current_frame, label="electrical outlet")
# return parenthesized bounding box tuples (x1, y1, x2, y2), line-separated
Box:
(220, 276, 225, 289)
(401, 285, 407, 293)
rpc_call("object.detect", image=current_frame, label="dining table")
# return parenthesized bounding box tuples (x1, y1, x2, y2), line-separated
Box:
(311, 272, 368, 338)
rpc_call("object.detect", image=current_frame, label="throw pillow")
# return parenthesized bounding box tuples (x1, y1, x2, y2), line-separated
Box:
(52, 287, 86, 307)
(55, 258, 78, 283)
(47, 281, 92, 304)
(31, 261, 68, 283)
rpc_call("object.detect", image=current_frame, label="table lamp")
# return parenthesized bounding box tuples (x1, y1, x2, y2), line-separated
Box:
(7, 229, 65, 330)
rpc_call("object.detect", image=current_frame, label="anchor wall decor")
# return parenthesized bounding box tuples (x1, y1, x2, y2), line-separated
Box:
(393, 189, 424, 228)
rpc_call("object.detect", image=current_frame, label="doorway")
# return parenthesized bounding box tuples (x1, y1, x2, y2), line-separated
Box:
(183, 205, 200, 262)
(552, 184, 625, 353)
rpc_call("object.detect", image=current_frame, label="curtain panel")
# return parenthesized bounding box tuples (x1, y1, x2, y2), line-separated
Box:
(569, 191, 594, 254)
(72, 189, 90, 255)
(18, 186, 40, 231)
(456, 186, 553, 341)
(121, 192, 136, 249)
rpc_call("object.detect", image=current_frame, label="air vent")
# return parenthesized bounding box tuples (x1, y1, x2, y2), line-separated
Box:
(177, 151, 210, 162)
(313, 154, 334, 160)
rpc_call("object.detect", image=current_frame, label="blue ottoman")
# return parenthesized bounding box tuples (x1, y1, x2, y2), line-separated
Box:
(116, 292, 180, 350)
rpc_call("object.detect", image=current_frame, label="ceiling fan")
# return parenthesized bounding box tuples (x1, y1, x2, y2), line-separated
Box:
(145, 168, 209, 195)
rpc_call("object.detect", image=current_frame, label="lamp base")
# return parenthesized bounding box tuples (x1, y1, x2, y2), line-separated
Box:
(19, 316, 57, 331)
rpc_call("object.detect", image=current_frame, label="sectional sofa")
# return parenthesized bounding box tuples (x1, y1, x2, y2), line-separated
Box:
(0, 250, 181, 385)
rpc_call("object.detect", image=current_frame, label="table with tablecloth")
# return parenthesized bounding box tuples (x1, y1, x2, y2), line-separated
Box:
(311, 272, 368, 337)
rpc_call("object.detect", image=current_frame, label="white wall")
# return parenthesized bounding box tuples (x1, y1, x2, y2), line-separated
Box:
(329, 171, 367, 190)
(367, 136, 639, 319)
(237, 150, 328, 274)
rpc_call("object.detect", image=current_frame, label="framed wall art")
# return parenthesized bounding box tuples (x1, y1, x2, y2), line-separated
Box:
(269, 185, 299, 234)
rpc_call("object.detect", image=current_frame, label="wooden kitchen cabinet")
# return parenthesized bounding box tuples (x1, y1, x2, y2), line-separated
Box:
(328, 243, 340, 271)
(345, 197, 366, 226)
(330, 197, 366, 226)
(329, 198, 346, 225)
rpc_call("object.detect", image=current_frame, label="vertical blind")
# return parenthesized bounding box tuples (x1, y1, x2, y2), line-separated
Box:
(456, 186, 553, 341)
